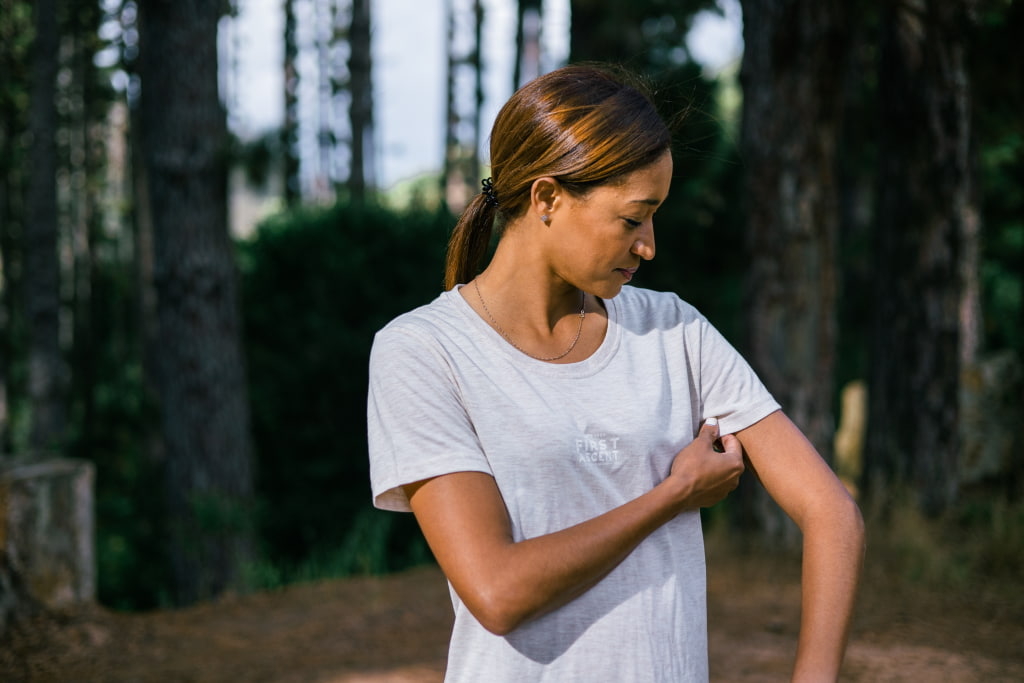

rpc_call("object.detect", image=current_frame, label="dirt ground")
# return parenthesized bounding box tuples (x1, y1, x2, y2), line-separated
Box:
(2, 548, 1022, 682)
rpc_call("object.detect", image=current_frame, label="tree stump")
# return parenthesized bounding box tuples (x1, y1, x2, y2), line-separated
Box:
(0, 458, 95, 633)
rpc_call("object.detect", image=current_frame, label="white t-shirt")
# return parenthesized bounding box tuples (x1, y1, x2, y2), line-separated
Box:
(367, 285, 780, 682)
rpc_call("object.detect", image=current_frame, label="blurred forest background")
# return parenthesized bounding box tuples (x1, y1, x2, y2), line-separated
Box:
(0, 0, 1021, 623)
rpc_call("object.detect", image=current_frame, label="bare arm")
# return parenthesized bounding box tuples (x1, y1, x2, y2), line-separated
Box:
(735, 411, 865, 683)
(405, 420, 742, 635)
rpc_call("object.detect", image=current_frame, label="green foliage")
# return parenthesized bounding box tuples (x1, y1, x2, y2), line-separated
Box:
(240, 507, 431, 592)
(65, 258, 171, 611)
(636, 62, 748, 341)
(239, 200, 452, 574)
(864, 492, 1024, 589)
(972, 3, 1024, 357)
(189, 491, 257, 536)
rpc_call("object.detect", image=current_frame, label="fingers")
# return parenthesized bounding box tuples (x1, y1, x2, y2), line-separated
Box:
(666, 419, 747, 509)
(716, 434, 745, 495)
(702, 417, 744, 474)
(718, 433, 741, 457)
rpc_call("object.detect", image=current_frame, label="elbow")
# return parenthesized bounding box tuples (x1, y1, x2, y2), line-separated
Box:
(800, 485, 866, 553)
(478, 612, 521, 637)
(469, 592, 527, 636)
(832, 488, 866, 557)
(851, 497, 867, 555)
(461, 581, 535, 636)
(840, 485, 865, 540)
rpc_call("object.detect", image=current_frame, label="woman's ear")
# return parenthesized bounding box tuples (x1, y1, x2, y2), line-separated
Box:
(529, 177, 559, 222)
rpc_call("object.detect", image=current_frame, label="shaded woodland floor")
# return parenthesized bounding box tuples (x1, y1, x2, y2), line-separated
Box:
(2, 546, 1023, 682)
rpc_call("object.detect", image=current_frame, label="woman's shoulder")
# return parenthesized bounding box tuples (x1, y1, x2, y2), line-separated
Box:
(615, 285, 706, 325)
(377, 289, 459, 335)
(372, 288, 472, 359)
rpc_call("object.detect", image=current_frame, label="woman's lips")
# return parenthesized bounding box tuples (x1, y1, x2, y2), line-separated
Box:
(617, 267, 638, 282)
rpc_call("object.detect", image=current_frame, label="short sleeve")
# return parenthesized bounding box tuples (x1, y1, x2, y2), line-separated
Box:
(696, 317, 780, 436)
(367, 322, 493, 512)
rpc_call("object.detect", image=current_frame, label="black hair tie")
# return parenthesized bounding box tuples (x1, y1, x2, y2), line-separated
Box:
(481, 177, 499, 208)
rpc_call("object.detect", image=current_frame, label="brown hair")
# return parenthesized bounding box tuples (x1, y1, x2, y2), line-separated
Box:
(443, 64, 672, 290)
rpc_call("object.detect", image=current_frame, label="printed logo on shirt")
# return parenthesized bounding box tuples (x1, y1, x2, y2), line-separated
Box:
(575, 434, 621, 464)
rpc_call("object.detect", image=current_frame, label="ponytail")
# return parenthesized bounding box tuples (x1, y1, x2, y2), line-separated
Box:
(444, 193, 497, 290)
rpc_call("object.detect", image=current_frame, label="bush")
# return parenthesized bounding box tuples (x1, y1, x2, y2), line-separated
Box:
(239, 201, 453, 576)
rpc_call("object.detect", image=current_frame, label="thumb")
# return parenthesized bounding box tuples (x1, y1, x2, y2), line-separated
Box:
(703, 417, 729, 453)
(702, 416, 721, 442)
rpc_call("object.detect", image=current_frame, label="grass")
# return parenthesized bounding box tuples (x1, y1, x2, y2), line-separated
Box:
(701, 486, 1024, 597)
(859, 490, 1024, 592)
(241, 507, 433, 593)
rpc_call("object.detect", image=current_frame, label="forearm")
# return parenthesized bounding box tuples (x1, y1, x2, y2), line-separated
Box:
(792, 494, 865, 682)
(482, 477, 688, 632)
(421, 473, 687, 635)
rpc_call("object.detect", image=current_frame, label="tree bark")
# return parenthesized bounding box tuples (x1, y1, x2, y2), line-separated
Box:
(0, 121, 11, 454)
(567, 0, 713, 67)
(282, 0, 301, 205)
(25, 0, 67, 454)
(137, 0, 256, 605)
(314, 0, 334, 200)
(67, 0, 105, 455)
(864, 0, 976, 516)
(0, 0, 17, 455)
(738, 0, 848, 542)
(442, 0, 483, 212)
(347, 0, 374, 202)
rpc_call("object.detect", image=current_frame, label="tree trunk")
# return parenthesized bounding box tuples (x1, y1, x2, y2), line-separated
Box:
(67, 0, 104, 455)
(347, 0, 374, 202)
(314, 0, 333, 201)
(515, 0, 544, 88)
(0, 190, 8, 455)
(0, 122, 11, 455)
(567, 0, 712, 67)
(0, 5, 10, 454)
(864, 0, 975, 516)
(443, 0, 457, 206)
(282, 0, 301, 206)
(513, 0, 528, 90)
(137, 0, 256, 605)
(0, 0, 33, 456)
(25, 0, 66, 455)
(470, 0, 483, 183)
(568, 0, 645, 63)
(738, 0, 848, 542)
(442, 0, 483, 212)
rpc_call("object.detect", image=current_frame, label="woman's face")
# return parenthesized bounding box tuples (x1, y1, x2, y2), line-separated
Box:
(549, 150, 673, 299)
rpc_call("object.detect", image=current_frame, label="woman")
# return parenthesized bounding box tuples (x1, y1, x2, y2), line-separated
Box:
(367, 64, 864, 682)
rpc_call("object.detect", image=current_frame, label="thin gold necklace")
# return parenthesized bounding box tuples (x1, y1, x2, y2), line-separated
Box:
(473, 279, 586, 362)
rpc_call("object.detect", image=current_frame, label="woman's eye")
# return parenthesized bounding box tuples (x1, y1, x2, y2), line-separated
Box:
(623, 218, 642, 228)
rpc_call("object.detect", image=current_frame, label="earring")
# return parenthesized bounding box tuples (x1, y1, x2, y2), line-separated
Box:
(540, 214, 550, 223)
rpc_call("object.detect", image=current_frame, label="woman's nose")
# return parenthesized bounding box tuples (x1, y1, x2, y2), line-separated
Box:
(631, 226, 655, 261)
